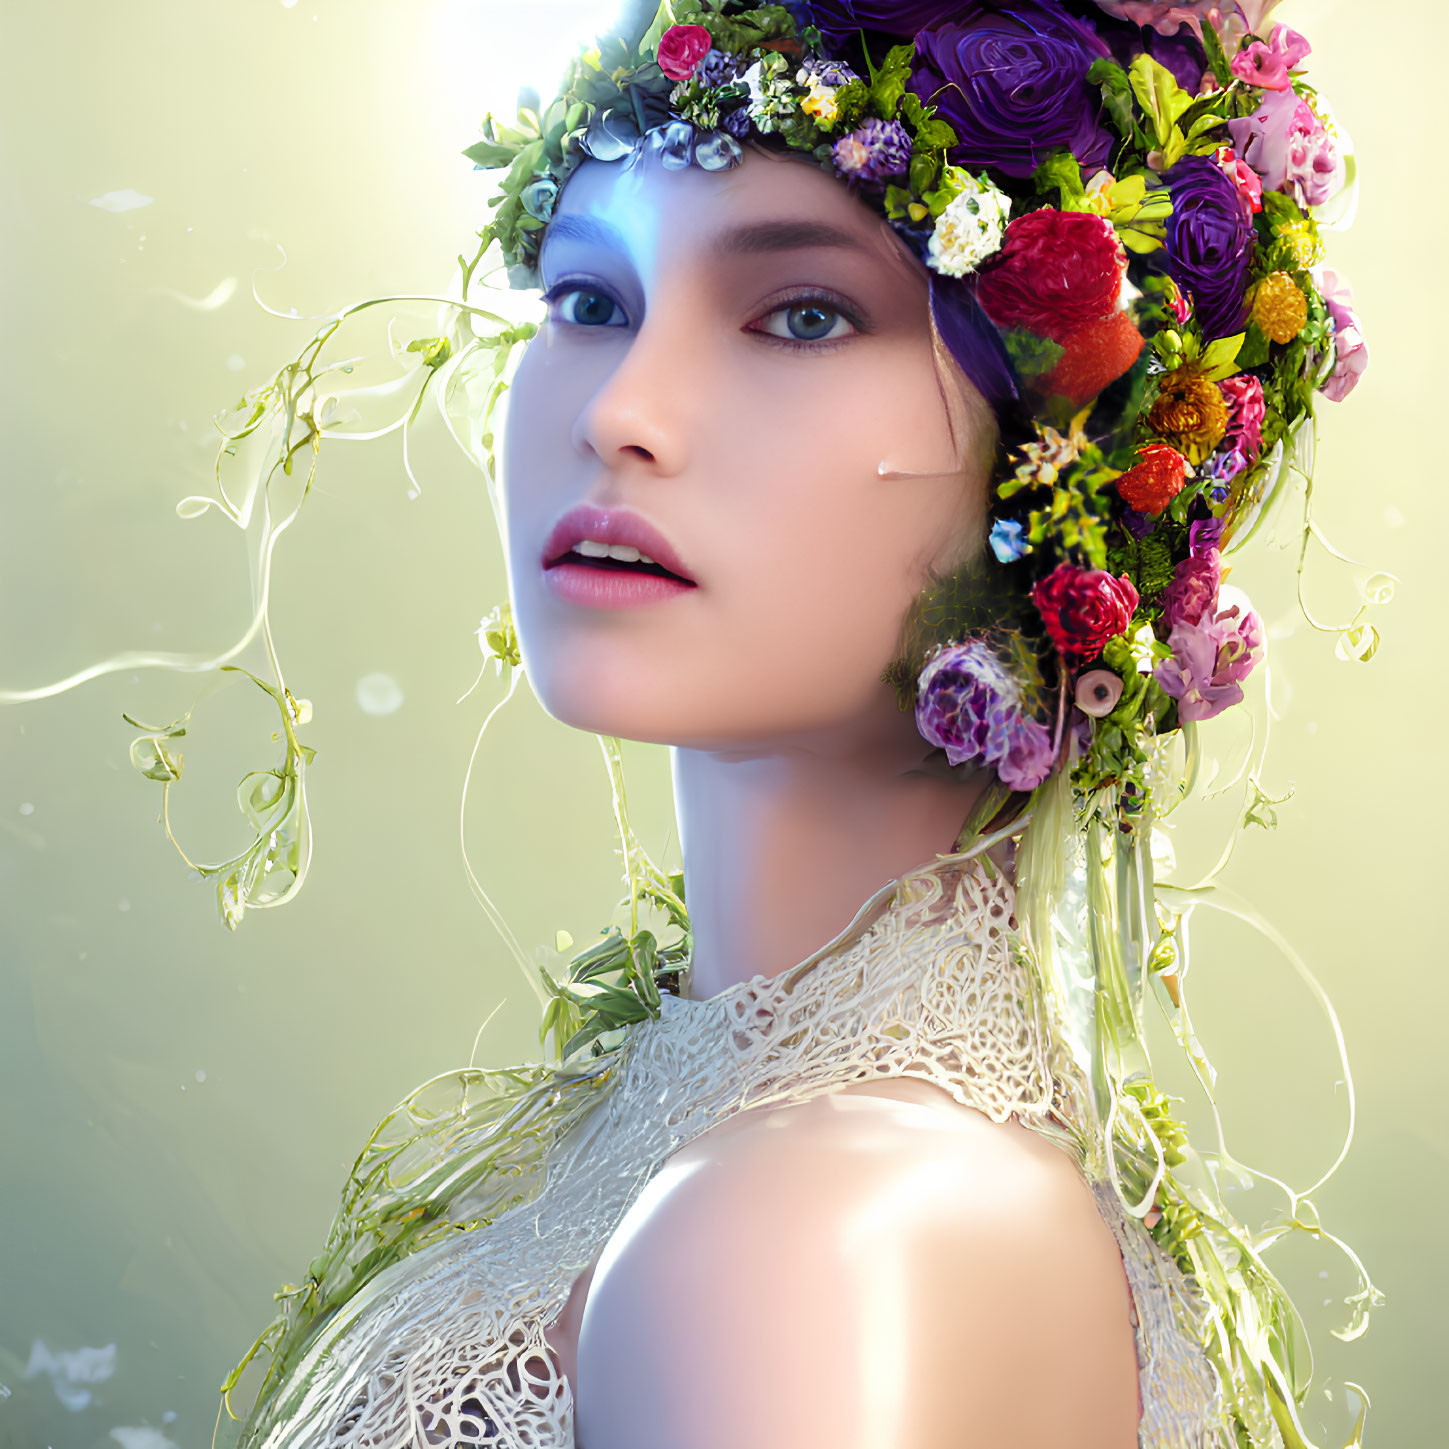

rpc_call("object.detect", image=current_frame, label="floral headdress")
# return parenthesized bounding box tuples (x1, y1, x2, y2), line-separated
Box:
(470, 0, 1370, 824)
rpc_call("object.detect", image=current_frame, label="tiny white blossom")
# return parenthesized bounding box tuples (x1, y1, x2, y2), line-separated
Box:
(926, 171, 1011, 279)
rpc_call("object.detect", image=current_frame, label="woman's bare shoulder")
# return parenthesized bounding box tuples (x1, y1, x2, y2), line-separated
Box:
(572, 1087, 1140, 1449)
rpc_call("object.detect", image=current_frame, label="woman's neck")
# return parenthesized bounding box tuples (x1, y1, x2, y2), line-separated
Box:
(671, 726, 987, 1001)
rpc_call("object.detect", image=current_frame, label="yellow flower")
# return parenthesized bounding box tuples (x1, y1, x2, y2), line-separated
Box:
(1275, 218, 1323, 269)
(1145, 369, 1227, 465)
(800, 79, 839, 125)
(1251, 271, 1308, 344)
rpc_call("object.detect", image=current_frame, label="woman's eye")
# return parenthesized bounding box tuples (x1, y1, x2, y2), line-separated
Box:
(754, 299, 857, 346)
(548, 285, 625, 328)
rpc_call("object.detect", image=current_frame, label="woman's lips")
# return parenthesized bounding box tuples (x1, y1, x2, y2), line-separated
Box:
(541, 504, 697, 610)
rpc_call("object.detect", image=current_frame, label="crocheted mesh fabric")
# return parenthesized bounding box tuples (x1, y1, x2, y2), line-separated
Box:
(242, 858, 1227, 1448)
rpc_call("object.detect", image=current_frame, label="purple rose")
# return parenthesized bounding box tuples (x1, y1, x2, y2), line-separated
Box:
(1162, 155, 1254, 341)
(911, 4, 1113, 179)
(799, 0, 963, 43)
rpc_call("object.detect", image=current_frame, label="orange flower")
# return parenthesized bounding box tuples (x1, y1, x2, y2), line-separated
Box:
(1115, 445, 1188, 515)
(1145, 369, 1228, 465)
(1251, 271, 1308, 344)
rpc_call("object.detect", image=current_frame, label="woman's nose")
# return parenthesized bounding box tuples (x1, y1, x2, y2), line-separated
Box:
(568, 308, 695, 478)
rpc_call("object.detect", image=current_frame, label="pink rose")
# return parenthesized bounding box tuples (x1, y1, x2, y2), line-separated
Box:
(1219, 373, 1264, 457)
(1154, 599, 1265, 722)
(656, 24, 712, 82)
(1213, 145, 1263, 215)
(1316, 267, 1369, 402)
(1161, 549, 1221, 628)
(1228, 90, 1343, 209)
(1229, 23, 1311, 90)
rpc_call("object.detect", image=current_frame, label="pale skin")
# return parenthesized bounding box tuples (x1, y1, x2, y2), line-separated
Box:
(500, 145, 1140, 1448)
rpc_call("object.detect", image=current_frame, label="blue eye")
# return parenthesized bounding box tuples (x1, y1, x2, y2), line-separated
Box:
(546, 284, 625, 328)
(754, 298, 858, 346)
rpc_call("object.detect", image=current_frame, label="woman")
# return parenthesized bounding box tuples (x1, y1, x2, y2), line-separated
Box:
(0, 1, 1378, 1446)
(196, 2, 1376, 1446)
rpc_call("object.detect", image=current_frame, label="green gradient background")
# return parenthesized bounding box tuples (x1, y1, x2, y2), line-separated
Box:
(0, 2, 1440, 1445)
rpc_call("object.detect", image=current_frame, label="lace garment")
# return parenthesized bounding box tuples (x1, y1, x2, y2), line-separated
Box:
(248, 858, 1226, 1448)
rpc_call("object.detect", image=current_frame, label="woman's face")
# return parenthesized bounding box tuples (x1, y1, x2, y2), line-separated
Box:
(501, 145, 996, 754)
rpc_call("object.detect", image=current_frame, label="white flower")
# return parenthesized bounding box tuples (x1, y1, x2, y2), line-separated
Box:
(926, 171, 1011, 279)
(740, 60, 766, 105)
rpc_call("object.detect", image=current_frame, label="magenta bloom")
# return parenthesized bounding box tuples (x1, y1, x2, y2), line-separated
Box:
(1154, 600, 1265, 722)
(1229, 23, 1311, 90)
(915, 640, 1055, 791)
(1220, 373, 1265, 458)
(1161, 550, 1221, 628)
(1228, 89, 1343, 209)
(1213, 145, 1263, 216)
(656, 24, 712, 82)
(1317, 267, 1369, 401)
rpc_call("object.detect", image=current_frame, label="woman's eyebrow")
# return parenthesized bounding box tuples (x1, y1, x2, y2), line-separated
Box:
(540, 213, 877, 262)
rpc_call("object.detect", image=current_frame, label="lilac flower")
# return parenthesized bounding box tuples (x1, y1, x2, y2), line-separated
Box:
(997, 715, 1056, 791)
(1153, 599, 1265, 722)
(832, 118, 912, 183)
(915, 639, 1055, 790)
(1317, 266, 1369, 402)
(1228, 89, 1344, 210)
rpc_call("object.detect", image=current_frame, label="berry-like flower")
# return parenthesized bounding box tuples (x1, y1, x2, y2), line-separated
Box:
(926, 171, 1011, 278)
(1115, 444, 1188, 515)
(1041, 311, 1144, 406)
(1251, 271, 1308, 344)
(831, 118, 912, 183)
(1146, 369, 1229, 465)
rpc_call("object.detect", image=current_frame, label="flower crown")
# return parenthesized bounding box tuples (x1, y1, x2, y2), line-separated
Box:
(467, 0, 1367, 823)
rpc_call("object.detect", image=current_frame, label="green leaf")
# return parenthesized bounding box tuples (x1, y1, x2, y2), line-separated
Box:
(1236, 321, 1271, 369)
(1195, 331, 1243, 382)
(406, 336, 452, 370)
(1088, 58, 1137, 143)
(1199, 18, 1232, 87)
(868, 42, 914, 119)
(1033, 149, 1085, 205)
(999, 328, 1064, 380)
(1128, 54, 1193, 150)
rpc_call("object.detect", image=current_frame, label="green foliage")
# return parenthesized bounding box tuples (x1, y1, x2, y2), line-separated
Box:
(998, 327, 1065, 380)
(865, 42, 915, 119)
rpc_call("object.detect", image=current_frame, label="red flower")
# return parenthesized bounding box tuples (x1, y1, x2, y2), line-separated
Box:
(976, 209, 1127, 343)
(1032, 564, 1139, 660)
(1041, 310, 1144, 406)
(657, 24, 713, 82)
(1114, 444, 1187, 515)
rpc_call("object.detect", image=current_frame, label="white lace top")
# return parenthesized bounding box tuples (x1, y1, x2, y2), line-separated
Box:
(249, 857, 1227, 1448)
